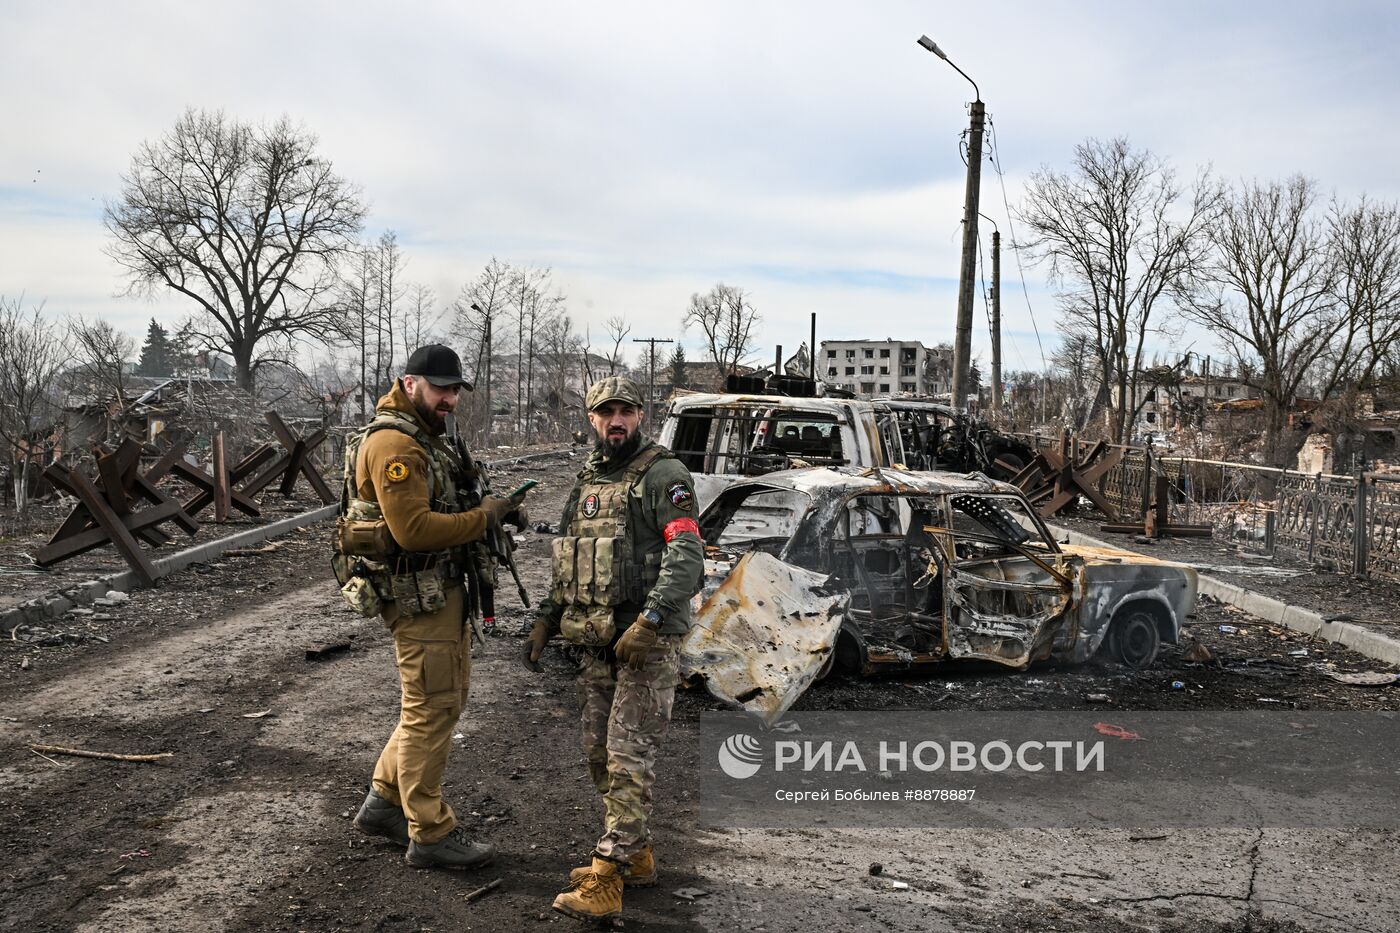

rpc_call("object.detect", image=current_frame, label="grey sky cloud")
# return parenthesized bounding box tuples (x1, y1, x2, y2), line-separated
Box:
(3, 0, 1399, 373)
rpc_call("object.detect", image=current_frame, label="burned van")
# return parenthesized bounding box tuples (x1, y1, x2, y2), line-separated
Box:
(656, 393, 905, 508)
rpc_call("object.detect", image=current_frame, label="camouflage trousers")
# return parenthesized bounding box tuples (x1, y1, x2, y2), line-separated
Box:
(577, 634, 681, 862)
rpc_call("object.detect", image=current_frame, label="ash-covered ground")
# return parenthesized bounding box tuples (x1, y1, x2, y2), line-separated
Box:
(1, 450, 1396, 932)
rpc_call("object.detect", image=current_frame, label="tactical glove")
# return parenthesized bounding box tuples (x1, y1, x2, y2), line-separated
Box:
(615, 613, 661, 671)
(479, 495, 515, 526)
(505, 501, 530, 530)
(521, 616, 554, 672)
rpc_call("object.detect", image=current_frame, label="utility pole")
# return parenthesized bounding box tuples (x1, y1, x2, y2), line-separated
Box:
(632, 336, 674, 423)
(918, 35, 983, 411)
(990, 228, 1002, 415)
(472, 302, 492, 444)
(952, 99, 985, 410)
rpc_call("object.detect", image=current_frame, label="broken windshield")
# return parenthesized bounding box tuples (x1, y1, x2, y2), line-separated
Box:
(669, 406, 849, 475)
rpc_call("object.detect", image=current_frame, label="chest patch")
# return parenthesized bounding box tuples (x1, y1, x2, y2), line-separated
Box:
(667, 481, 694, 511)
(385, 458, 410, 483)
(581, 493, 601, 518)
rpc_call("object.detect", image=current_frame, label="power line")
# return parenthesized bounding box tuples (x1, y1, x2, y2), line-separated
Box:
(631, 336, 674, 423)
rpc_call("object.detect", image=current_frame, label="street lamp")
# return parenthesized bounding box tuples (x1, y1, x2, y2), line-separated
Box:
(916, 35, 979, 100)
(917, 34, 984, 411)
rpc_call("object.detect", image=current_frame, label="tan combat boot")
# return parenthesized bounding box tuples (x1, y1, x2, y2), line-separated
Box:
(568, 845, 657, 887)
(553, 856, 624, 921)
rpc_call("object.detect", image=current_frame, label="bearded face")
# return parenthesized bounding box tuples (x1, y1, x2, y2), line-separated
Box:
(406, 377, 461, 433)
(588, 401, 643, 461)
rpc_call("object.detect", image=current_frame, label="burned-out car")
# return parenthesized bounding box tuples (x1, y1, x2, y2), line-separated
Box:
(872, 397, 1034, 480)
(656, 392, 906, 509)
(681, 467, 1197, 721)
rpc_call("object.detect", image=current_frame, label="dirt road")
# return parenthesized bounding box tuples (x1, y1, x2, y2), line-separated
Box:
(2, 453, 1397, 931)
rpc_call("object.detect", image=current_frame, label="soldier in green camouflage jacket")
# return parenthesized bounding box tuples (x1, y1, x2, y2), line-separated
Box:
(523, 376, 704, 923)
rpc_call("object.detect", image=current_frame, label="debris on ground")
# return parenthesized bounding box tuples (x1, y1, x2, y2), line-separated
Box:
(305, 638, 353, 661)
(462, 878, 502, 903)
(27, 743, 173, 763)
(1326, 671, 1400, 686)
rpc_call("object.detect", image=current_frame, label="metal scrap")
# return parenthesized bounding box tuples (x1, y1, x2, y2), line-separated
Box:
(681, 551, 845, 724)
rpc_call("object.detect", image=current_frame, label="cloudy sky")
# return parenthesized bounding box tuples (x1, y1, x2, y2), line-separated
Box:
(3, 1, 1399, 374)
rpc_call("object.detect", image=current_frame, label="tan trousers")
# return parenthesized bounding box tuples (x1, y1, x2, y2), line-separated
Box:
(371, 583, 471, 844)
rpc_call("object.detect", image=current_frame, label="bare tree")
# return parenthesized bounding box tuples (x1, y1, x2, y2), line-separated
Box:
(603, 315, 632, 375)
(372, 231, 407, 396)
(1323, 197, 1400, 392)
(334, 242, 373, 422)
(104, 108, 365, 391)
(683, 283, 760, 383)
(68, 317, 135, 411)
(536, 311, 586, 435)
(1049, 329, 1098, 428)
(0, 298, 66, 513)
(522, 283, 563, 436)
(452, 258, 515, 441)
(398, 282, 444, 356)
(509, 266, 554, 434)
(1019, 138, 1215, 442)
(1179, 177, 1339, 464)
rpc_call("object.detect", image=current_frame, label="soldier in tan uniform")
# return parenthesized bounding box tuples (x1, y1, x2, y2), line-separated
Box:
(522, 376, 704, 922)
(339, 344, 524, 870)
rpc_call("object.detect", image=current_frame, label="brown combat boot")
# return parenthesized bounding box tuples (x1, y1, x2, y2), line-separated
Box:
(568, 845, 657, 887)
(553, 856, 623, 921)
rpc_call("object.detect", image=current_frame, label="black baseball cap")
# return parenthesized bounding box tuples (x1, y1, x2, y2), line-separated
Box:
(405, 344, 472, 389)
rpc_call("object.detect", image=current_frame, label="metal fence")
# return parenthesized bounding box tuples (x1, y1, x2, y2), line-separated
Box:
(1016, 432, 1400, 583)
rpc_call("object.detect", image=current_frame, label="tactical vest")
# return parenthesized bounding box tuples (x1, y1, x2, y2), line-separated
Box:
(332, 409, 485, 618)
(551, 444, 669, 646)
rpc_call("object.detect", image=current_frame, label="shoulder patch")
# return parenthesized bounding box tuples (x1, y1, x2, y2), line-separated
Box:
(667, 481, 694, 511)
(385, 457, 411, 483)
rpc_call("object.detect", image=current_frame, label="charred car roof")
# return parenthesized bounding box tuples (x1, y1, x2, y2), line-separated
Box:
(701, 465, 1023, 499)
(669, 392, 879, 411)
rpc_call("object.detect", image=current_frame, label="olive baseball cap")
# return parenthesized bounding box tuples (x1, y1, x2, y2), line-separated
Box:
(405, 344, 472, 389)
(586, 376, 645, 411)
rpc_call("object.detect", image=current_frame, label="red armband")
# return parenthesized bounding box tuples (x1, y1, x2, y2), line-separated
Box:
(663, 517, 701, 543)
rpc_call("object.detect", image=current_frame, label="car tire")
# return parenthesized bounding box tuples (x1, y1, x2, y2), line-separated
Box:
(833, 625, 867, 675)
(1108, 606, 1161, 669)
(814, 650, 836, 682)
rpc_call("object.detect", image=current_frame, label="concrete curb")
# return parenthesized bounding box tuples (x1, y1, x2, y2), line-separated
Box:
(1046, 522, 1400, 667)
(483, 446, 580, 469)
(0, 504, 338, 635)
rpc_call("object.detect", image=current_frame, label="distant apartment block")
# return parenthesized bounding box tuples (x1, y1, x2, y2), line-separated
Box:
(818, 339, 951, 398)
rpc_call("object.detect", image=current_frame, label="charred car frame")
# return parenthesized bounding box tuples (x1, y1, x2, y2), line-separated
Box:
(681, 467, 1198, 721)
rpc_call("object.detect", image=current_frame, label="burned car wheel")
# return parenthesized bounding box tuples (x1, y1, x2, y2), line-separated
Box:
(1107, 605, 1162, 669)
(833, 625, 868, 675)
